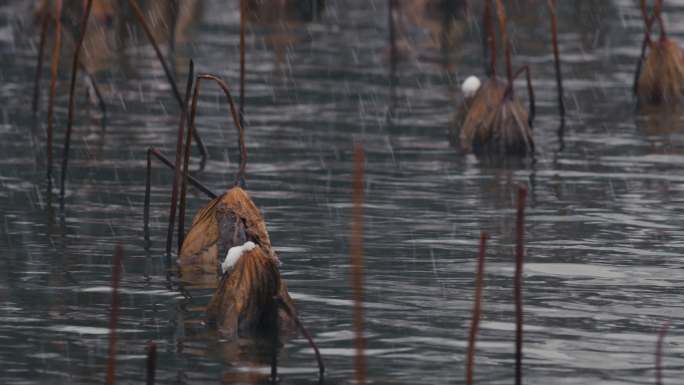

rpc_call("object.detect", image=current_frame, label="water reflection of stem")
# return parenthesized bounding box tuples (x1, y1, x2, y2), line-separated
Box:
(106, 245, 123, 385)
(60, 0, 94, 205)
(351, 145, 366, 385)
(466, 232, 488, 385)
(655, 321, 670, 385)
(146, 341, 157, 385)
(46, 0, 63, 189)
(514, 186, 527, 385)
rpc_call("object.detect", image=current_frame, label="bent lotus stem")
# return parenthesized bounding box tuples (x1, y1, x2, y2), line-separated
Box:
(502, 66, 536, 127)
(195, 74, 247, 186)
(275, 296, 325, 376)
(466, 232, 488, 385)
(144, 146, 217, 246)
(179, 73, 247, 247)
(60, 0, 94, 203)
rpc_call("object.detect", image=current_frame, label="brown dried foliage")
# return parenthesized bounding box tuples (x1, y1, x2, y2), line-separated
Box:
(460, 79, 532, 156)
(638, 39, 684, 104)
(206, 245, 296, 336)
(178, 187, 274, 282)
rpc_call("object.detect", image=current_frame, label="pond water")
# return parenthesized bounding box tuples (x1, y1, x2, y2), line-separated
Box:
(1, 0, 684, 384)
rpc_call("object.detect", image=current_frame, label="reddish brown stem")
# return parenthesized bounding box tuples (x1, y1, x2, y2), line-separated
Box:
(60, 0, 94, 201)
(46, 0, 63, 185)
(32, 11, 50, 115)
(146, 341, 157, 385)
(466, 232, 489, 385)
(495, 0, 512, 84)
(655, 0, 667, 40)
(503, 65, 536, 127)
(640, 0, 649, 32)
(547, 0, 565, 119)
(194, 74, 247, 186)
(239, 0, 246, 127)
(484, 0, 496, 78)
(165, 61, 194, 256)
(144, 147, 217, 245)
(177, 75, 199, 252)
(105, 244, 123, 385)
(656, 321, 670, 385)
(514, 186, 527, 385)
(351, 144, 366, 385)
(178, 73, 247, 247)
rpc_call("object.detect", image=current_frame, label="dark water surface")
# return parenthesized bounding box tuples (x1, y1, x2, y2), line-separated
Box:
(2, 0, 684, 384)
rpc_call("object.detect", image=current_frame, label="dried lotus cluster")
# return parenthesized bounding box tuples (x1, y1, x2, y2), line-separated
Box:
(635, 0, 684, 105)
(142, 65, 324, 374)
(454, 0, 565, 158)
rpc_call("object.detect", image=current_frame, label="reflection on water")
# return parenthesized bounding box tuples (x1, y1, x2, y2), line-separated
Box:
(2, 0, 684, 384)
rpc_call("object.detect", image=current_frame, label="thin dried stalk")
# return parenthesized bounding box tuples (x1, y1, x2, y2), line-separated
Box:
(494, 0, 512, 84)
(176, 73, 249, 251)
(239, 0, 246, 126)
(146, 341, 157, 385)
(547, 0, 565, 118)
(484, 0, 496, 77)
(144, 147, 217, 246)
(165, 61, 194, 256)
(503, 65, 536, 127)
(194, 74, 247, 186)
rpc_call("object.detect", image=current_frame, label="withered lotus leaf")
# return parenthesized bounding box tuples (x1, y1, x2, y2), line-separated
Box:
(178, 186, 275, 280)
(459, 79, 533, 156)
(206, 245, 296, 336)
